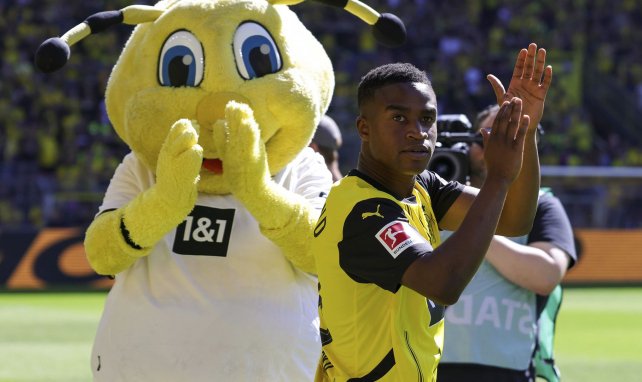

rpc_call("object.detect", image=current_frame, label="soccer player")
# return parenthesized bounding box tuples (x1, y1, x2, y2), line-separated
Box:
(312, 43, 552, 381)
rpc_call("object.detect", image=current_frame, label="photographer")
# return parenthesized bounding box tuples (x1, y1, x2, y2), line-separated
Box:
(436, 104, 578, 382)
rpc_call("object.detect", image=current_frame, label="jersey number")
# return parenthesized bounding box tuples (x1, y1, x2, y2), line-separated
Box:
(314, 205, 327, 237)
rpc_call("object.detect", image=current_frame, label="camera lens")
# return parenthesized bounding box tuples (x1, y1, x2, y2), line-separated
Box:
(428, 147, 470, 183)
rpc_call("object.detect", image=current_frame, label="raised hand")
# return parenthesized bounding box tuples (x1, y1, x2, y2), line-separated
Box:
(155, 119, 203, 210)
(487, 43, 553, 130)
(211, 101, 270, 196)
(481, 98, 530, 184)
(125, 119, 203, 248)
(85, 120, 203, 274)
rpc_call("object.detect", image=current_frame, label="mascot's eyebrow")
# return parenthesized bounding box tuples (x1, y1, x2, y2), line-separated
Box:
(34, 0, 406, 74)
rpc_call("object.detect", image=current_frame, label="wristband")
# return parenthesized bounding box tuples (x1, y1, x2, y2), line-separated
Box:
(120, 216, 143, 250)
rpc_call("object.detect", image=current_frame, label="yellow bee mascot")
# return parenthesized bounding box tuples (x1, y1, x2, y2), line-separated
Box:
(36, 0, 404, 380)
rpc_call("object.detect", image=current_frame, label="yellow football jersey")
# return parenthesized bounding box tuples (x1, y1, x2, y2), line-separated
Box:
(313, 170, 463, 381)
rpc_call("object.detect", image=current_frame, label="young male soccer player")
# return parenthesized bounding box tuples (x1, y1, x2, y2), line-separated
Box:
(312, 43, 552, 381)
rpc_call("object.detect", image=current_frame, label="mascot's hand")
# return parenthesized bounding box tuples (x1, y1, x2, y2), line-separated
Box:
(125, 118, 202, 247)
(212, 102, 317, 273)
(212, 101, 270, 196)
(154, 119, 203, 212)
(85, 120, 202, 275)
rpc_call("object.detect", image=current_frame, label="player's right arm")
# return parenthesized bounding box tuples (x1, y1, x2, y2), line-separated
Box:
(402, 98, 530, 305)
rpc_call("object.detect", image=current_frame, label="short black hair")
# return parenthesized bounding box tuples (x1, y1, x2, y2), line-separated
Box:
(357, 63, 431, 109)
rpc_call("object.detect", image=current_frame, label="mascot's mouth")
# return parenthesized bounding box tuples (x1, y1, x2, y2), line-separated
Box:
(203, 159, 223, 174)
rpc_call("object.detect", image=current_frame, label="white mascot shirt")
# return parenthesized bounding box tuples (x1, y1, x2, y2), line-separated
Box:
(91, 147, 331, 381)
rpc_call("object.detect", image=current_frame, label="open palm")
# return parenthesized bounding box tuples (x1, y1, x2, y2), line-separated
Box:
(487, 43, 553, 131)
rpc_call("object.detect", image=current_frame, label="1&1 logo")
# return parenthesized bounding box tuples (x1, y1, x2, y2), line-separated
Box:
(173, 206, 235, 257)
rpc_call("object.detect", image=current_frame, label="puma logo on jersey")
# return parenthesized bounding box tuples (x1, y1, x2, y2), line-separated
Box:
(362, 204, 384, 219)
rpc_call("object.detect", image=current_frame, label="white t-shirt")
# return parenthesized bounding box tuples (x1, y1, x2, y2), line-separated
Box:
(91, 147, 331, 381)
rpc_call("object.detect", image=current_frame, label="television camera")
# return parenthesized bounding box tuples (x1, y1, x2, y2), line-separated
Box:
(427, 114, 482, 183)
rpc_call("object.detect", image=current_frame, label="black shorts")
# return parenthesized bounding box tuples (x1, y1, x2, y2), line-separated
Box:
(437, 363, 533, 382)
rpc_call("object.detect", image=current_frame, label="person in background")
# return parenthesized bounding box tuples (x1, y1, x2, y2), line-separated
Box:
(438, 104, 578, 382)
(312, 42, 552, 381)
(310, 114, 344, 182)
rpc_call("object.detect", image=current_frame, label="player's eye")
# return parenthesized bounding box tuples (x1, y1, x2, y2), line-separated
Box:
(233, 21, 282, 80)
(393, 115, 406, 122)
(421, 116, 435, 125)
(158, 30, 204, 87)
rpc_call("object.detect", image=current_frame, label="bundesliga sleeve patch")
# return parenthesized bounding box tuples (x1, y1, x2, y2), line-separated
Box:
(375, 220, 430, 258)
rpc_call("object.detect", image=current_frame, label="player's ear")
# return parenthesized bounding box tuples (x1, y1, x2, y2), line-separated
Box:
(356, 115, 370, 141)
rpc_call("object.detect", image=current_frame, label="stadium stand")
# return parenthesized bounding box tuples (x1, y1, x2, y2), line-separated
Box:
(1, 0, 641, 230)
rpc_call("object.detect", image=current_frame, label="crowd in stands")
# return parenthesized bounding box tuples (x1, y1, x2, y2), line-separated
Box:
(1, 0, 641, 228)
(297, 0, 642, 169)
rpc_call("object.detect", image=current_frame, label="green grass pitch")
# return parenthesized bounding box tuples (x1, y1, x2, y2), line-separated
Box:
(554, 287, 642, 382)
(0, 287, 641, 381)
(0, 292, 106, 382)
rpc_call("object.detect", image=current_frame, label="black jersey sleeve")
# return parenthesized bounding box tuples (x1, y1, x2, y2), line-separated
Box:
(417, 171, 465, 222)
(338, 198, 433, 293)
(528, 194, 578, 268)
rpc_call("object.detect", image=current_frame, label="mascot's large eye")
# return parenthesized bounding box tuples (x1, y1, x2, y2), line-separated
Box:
(233, 22, 282, 80)
(158, 30, 204, 87)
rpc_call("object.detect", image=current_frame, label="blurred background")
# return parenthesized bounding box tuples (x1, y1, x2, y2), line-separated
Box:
(0, 0, 641, 284)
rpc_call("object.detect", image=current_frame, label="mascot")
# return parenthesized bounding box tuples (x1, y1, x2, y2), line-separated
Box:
(35, 0, 405, 380)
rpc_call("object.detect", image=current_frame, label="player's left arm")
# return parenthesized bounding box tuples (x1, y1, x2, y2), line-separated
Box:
(487, 43, 553, 236)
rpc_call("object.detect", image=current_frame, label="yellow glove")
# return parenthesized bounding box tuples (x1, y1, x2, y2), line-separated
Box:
(212, 102, 318, 273)
(85, 119, 202, 275)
